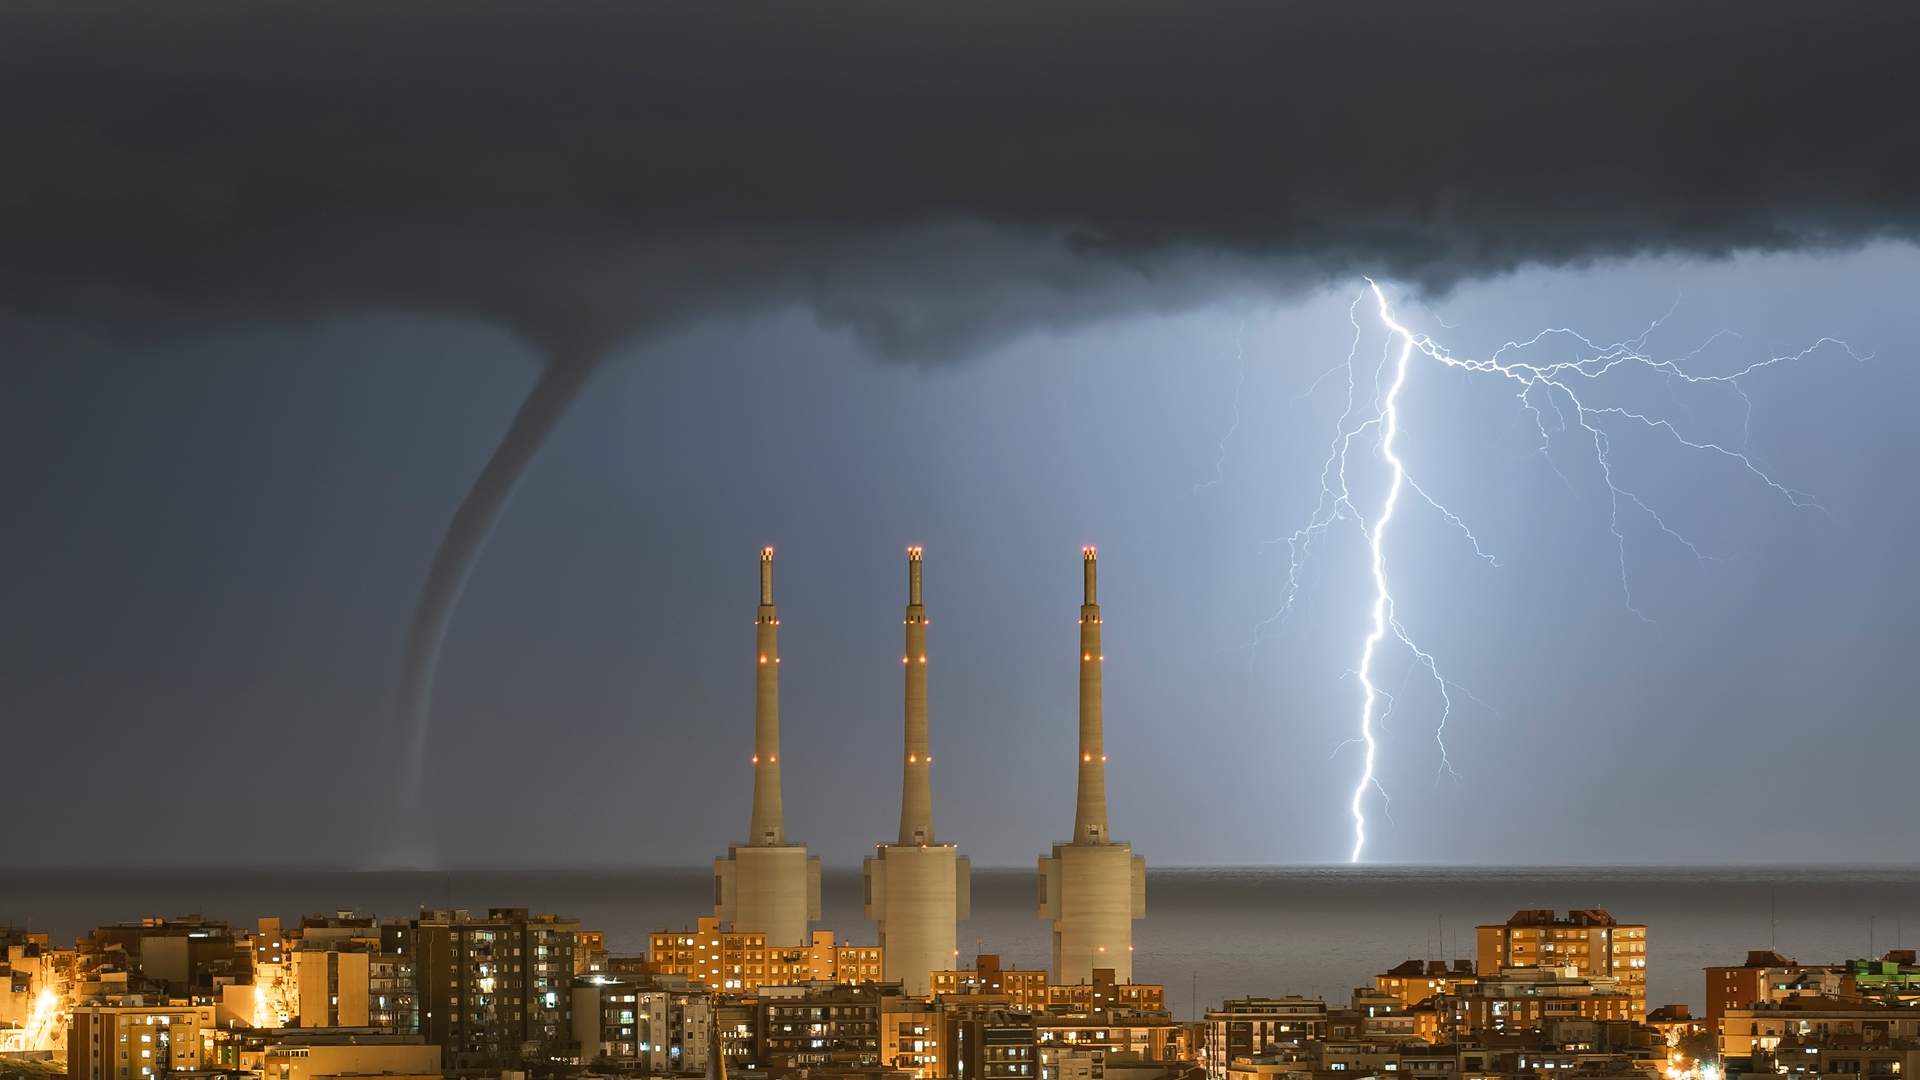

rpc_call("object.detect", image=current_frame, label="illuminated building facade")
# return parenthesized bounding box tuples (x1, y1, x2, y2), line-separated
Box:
(1702, 950, 1841, 1028)
(929, 955, 1051, 1010)
(946, 1008, 1038, 1080)
(649, 917, 879, 993)
(574, 931, 608, 977)
(1476, 910, 1647, 1016)
(67, 1000, 216, 1080)
(1044, 969, 1166, 1015)
(1034, 1011, 1185, 1063)
(291, 944, 416, 1033)
(1717, 1002, 1920, 1060)
(837, 943, 886, 985)
(256, 1036, 439, 1080)
(1038, 1045, 1102, 1080)
(412, 907, 577, 1068)
(570, 975, 710, 1074)
(250, 919, 287, 969)
(278, 911, 416, 1034)
(1202, 997, 1330, 1080)
(715, 1000, 759, 1072)
(881, 995, 945, 1078)
(1343, 987, 1418, 1040)
(1441, 966, 1636, 1036)
(1846, 951, 1920, 1004)
(1375, 959, 1478, 1008)
(757, 984, 885, 1072)
(1644, 1003, 1700, 1047)
(2, 931, 73, 1059)
(1759, 1035, 1920, 1080)
(83, 917, 245, 1001)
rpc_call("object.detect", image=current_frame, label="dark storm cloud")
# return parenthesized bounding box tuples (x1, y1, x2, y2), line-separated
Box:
(4, 0, 1917, 358)
(8, 3, 1915, 867)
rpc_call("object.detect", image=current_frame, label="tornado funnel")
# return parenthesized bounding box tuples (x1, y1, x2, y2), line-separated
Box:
(386, 358, 597, 864)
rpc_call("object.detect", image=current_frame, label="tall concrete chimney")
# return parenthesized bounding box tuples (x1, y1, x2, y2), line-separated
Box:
(751, 546, 784, 845)
(1040, 545, 1146, 983)
(715, 546, 820, 945)
(1075, 546, 1108, 844)
(899, 546, 934, 845)
(866, 546, 970, 996)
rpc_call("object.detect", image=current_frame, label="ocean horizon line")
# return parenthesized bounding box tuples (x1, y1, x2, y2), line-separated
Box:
(12, 861, 1920, 874)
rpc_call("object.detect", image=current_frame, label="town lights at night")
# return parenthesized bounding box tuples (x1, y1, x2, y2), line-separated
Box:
(1, 6, 1908, 1080)
(0, 987, 62, 1055)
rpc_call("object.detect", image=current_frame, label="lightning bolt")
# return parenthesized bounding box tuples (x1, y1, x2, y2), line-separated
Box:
(1274, 279, 1866, 863)
(1349, 306, 1414, 862)
(1196, 320, 1248, 492)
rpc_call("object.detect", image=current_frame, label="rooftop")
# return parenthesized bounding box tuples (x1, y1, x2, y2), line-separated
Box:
(1484, 910, 1631, 930)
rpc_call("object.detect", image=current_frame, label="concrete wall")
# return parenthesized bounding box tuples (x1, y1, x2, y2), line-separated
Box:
(718, 845, 820, 947)
(572, 985, 602, 1054)
(139, 938, 188, 988)
(1042, 842, 1140, 984)
(296, 953, 329, 1027)
(264, 1042, 439, 1080)
(337, 952, 370, 1027)
(865, 845, 969, 996)
(294, 950, 370, 1028)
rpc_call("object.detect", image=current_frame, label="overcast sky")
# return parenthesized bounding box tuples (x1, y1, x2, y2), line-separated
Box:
(3, 1, 1918, 867)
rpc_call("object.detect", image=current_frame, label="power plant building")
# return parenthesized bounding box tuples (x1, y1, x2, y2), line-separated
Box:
(714, 548, 821, 947)
(701, 546, 1146, 988)
(1039, 547, 1146, 983)
(865, 547, 971, 996)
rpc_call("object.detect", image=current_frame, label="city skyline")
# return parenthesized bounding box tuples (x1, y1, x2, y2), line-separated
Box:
(8, 4, 1920, 1080)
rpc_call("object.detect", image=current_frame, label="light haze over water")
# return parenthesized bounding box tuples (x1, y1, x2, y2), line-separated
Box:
(8, 865, 1916, 1015)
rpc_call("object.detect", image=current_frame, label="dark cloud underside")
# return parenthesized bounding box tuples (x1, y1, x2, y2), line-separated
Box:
(2, 0, 1916, 354)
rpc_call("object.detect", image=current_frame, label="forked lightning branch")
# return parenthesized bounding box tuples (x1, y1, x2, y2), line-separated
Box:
(1274, 281, 1864, 863)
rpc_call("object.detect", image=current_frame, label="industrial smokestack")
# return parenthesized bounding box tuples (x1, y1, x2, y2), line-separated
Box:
(391, 358, 598, 863)
(1040, 544, 1144, 983)
(715, 545, 820, 945)
(751, 546, 785, 846)
(899, 546, 934, 845)
(1075, 545, 1108, 844)
(866, 544, 970, 995)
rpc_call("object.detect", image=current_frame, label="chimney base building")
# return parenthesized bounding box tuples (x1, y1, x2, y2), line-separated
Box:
(714, 846, 821, 950)
(1039, 842, 1146, 984)
(866, 843, 970, 996)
